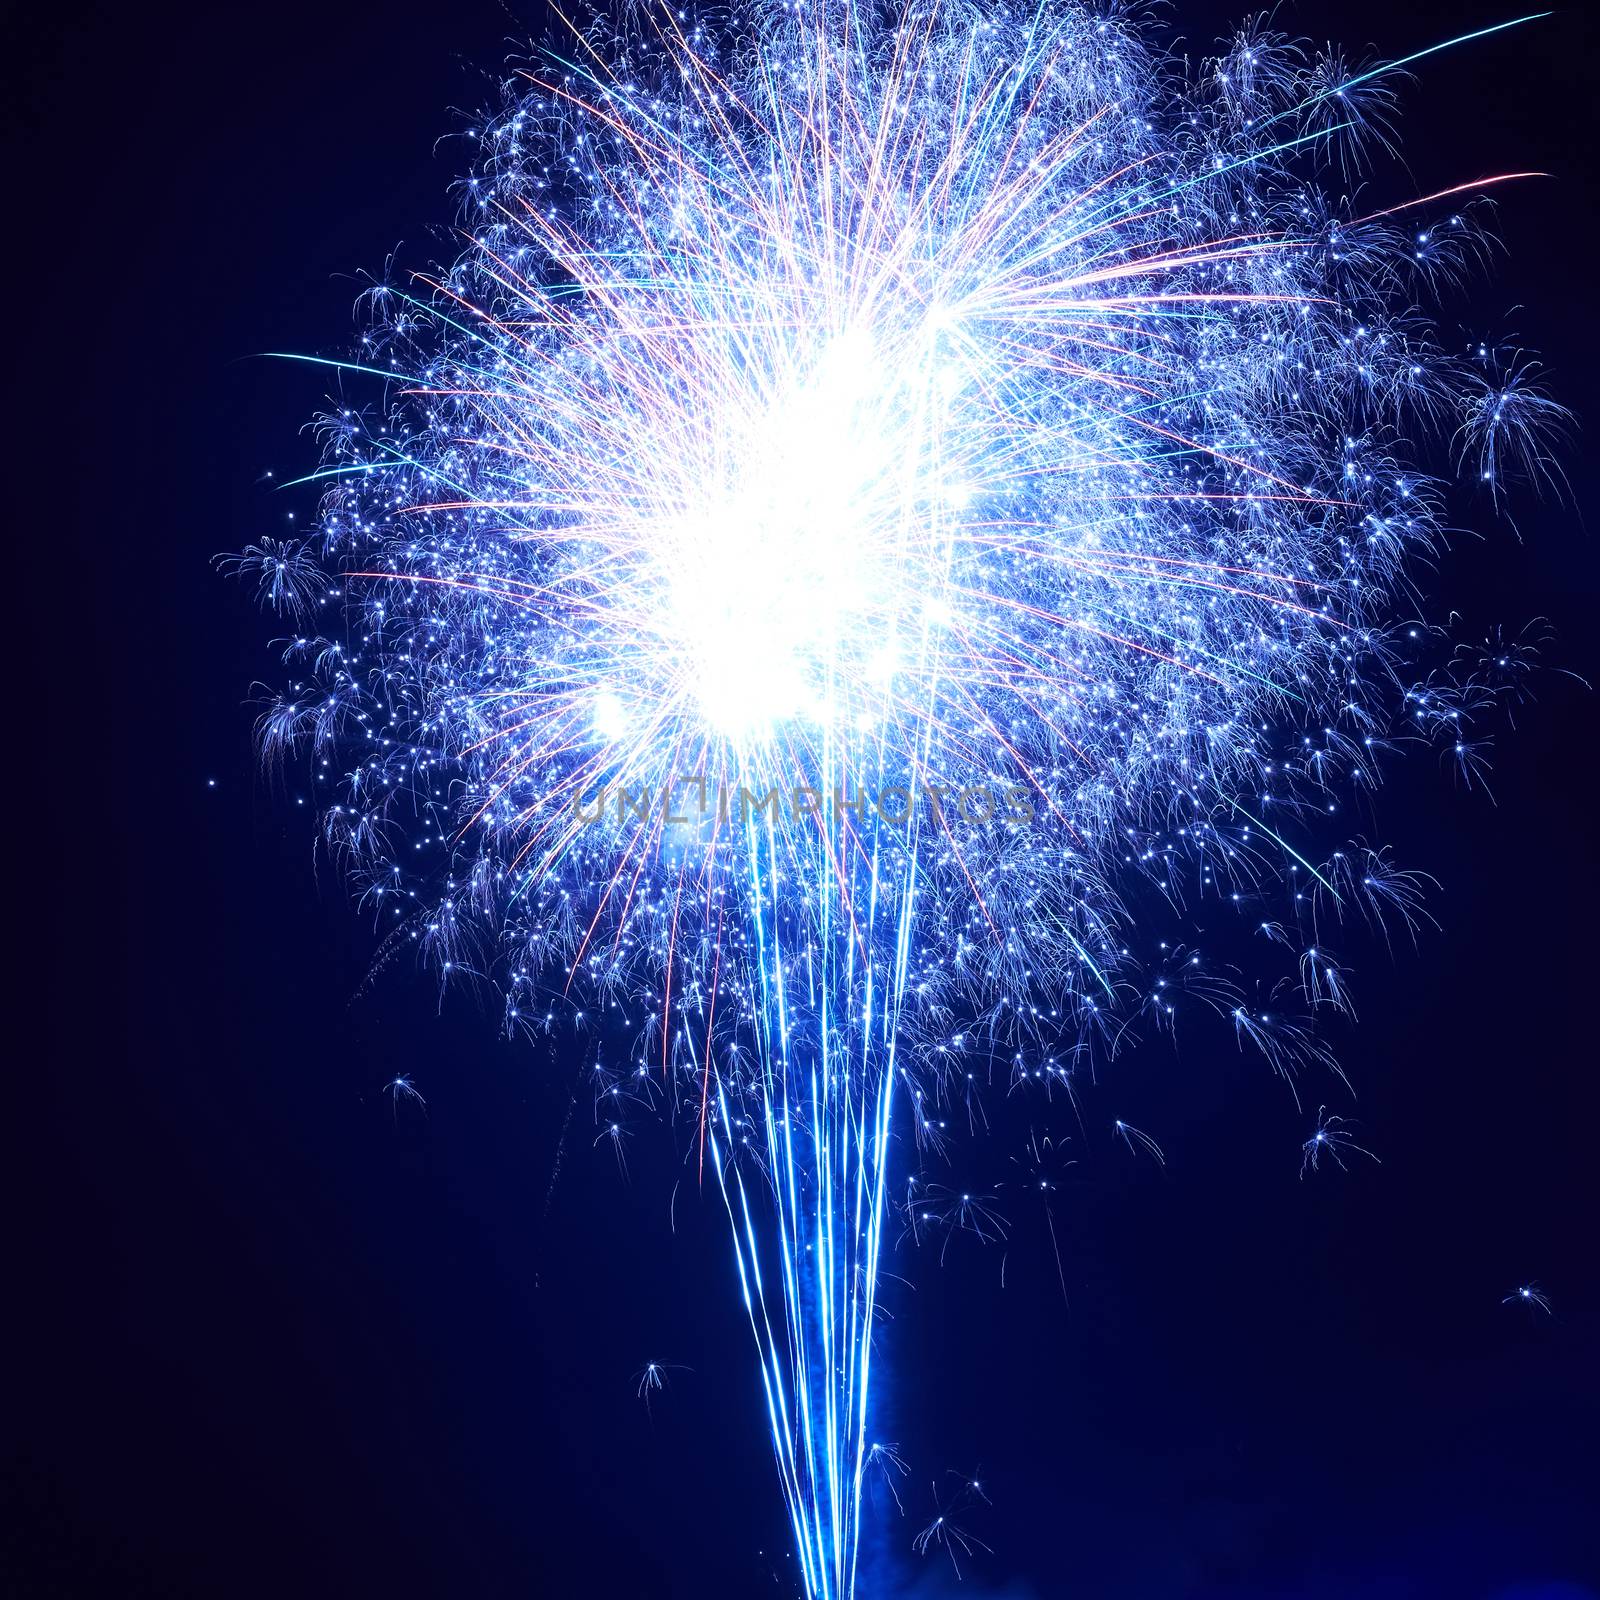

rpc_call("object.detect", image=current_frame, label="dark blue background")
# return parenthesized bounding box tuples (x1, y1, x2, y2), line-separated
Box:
(13, 1, 1598, 1594)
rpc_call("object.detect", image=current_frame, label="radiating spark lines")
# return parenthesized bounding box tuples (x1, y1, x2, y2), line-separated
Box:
(232, 3, 1558, 1591)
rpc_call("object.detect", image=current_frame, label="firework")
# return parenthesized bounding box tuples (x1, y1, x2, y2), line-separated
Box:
(233, 3, 1556, 1592)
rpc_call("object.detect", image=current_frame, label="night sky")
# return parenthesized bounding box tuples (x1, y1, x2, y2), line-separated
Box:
(13, 1, 1600, 1595)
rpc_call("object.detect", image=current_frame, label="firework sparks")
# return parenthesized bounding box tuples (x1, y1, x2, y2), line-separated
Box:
(236, 2, 1555, 1591)
(1502, 1283, 1553, 1316)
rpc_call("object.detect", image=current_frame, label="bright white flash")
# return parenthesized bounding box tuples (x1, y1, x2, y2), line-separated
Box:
(664, 326, 964, 737)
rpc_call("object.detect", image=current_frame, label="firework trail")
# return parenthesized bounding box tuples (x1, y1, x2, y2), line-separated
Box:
(232, 2, 1558, 1591)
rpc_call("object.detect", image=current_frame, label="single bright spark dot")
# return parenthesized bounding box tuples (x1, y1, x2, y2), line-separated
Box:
(1503, 1283, 1553, 1315)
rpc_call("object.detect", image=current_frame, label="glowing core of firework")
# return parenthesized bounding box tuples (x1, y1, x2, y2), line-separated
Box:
(649, 322, 971, 741)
